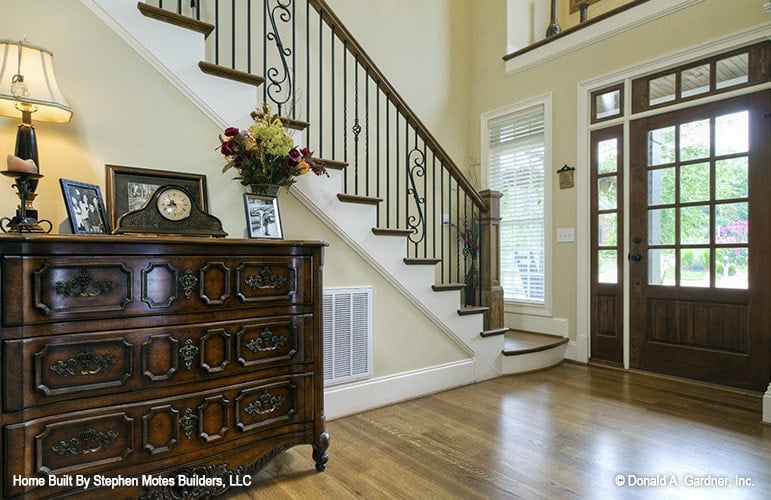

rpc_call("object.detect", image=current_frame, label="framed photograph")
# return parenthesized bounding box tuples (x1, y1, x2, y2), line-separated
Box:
(59, 179, 110, 234)
(244, 193, 283, 239)
(105, 164, 208, 229)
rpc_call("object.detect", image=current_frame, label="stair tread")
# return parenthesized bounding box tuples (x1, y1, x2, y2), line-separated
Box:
(138, 3, 215, 36)
(457, 306, 489, 316)
(372, 228, 412, 237)
(337, 193, 383, 205)
(480, 327, 510, 338)
(247, 110, 309, 131)
(319, 158, 348, 170)
(403, 258, 441, 266)
(502, 331, 568, 356)
(199, 61, 264, 86)
(432, 283, 466, 292)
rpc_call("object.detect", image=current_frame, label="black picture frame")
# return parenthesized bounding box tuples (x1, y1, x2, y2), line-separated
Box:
(59, 179, 110, 234)
(105, 164, 208, 230)
(244, 193, 283, 239)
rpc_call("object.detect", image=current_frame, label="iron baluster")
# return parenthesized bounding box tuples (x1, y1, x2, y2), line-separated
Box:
(352, 59, 360, 194)
(406, 145, 426, 254)
(265, 0, 294, 115)
(365, 67, 370, 197)
(214, 0, 220, 65)
(231, 0, 236, 69)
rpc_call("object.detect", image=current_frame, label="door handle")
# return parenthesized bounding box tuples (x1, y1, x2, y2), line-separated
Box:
(629, 253, 643, 262)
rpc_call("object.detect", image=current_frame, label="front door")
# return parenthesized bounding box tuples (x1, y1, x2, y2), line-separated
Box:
(629, 91, 770, 391)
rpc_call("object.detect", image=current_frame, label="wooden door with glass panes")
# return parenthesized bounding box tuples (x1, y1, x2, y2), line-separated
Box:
(590, 125, 623, 364)
(629, 91, 770, 390)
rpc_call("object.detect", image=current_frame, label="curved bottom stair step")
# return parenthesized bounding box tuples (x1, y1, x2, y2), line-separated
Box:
(501, 331, 568, 375)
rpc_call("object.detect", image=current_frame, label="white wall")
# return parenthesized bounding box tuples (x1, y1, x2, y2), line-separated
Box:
(0, 0, 468, 382)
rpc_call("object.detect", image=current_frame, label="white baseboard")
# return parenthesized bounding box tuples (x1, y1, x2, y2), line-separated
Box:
(324, 359, 475, 420)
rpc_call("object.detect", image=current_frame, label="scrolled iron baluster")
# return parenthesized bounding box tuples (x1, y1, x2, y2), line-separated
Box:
(265, 0, 294, 115)
(406, 147, 427, 251)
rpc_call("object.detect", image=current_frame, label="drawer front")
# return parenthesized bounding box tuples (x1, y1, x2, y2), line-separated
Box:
(4, 255, 311, 326)
(4, 315, 314, 411)
(3, 374, 313, 498)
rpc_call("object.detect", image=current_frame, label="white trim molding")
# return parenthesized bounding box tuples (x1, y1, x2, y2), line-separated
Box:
(324, 360, 474, 420)
(505, 0, 705, 76)
(764, 383, 771, 424)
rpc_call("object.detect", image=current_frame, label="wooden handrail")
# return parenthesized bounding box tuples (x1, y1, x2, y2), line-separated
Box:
(307, 0, 486, 211)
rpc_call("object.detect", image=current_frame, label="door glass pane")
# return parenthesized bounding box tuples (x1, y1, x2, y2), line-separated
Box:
(680, 205, 710, 244)
(681, 64, 710, 98)
(715, 157, 748, 200)
(679, 162, 710, 203)
(648, 248, 675, 286)
(715, 111, 748, 155)
(715, 202, 748, 244)
(715, 247, 748, 289)
(598, 213, 617, 246)
(598, 250, 618, 284)
(597, 139, 618, 174)
(679, 119, 710, 161)
(648, 127, 675, 165)
(716, 53, 749, 89)
(597, 177, 617, 210)
(681, 248, 710, 287)
(649, 74, 676, 105)
(595, 90, 621, 120)
(648, 167, 675, 205)
(648, 208, 675, 245)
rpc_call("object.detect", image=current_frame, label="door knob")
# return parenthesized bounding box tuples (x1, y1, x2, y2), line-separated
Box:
(629, 253, 643, 262)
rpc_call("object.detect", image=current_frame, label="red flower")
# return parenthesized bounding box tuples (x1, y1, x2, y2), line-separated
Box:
(224, 127, 240, 137)
(220, 141, 233, 155)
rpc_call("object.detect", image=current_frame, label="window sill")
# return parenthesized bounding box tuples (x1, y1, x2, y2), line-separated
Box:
(503, 0, 704, 76)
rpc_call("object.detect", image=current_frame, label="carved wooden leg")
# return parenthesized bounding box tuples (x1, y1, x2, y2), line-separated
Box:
(312, 431, 330, 471)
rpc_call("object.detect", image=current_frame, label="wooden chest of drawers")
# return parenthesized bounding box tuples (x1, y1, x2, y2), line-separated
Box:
(0, 235, 328, 499)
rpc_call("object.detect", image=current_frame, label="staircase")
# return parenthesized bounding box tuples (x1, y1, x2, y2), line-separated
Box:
(83, 0, 566, 413)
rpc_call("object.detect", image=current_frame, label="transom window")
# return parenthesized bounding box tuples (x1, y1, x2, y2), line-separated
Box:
(631, 41, 769, 113)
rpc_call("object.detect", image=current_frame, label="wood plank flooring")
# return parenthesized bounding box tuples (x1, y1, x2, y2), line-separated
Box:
(227, 363, 770, 499)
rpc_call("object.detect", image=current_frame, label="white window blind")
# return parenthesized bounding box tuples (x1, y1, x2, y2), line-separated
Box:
(487, 104, 545, 304)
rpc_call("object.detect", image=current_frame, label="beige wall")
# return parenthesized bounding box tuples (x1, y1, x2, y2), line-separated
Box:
(0, 0, 467, 379)
(469, 0, 768, 343)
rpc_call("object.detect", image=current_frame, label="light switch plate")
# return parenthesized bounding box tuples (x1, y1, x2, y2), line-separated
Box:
(557, 227, 575, 243)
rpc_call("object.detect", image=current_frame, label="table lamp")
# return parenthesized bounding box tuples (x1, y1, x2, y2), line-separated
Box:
(0, 39, 72, 232)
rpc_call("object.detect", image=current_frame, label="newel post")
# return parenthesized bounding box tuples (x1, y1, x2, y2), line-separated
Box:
(479, 189, 504, 331)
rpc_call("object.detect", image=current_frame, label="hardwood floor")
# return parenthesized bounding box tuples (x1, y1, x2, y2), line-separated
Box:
(227, 363, 770, 499)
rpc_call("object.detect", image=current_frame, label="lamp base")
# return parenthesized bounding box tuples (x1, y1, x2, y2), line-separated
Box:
(0, 170, 51, 233)
(0, 210, 53, 233)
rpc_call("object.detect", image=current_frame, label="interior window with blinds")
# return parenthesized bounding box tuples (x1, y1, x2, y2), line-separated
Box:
(487, 104, 546, 304)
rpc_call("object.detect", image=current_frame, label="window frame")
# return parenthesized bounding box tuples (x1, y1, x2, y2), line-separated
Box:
(481, 93, 553, 317)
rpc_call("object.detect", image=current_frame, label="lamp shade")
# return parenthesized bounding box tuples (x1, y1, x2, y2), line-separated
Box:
(0, 40, 72, 123)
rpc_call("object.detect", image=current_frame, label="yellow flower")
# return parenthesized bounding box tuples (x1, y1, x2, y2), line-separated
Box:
(297, 160, 310, 175)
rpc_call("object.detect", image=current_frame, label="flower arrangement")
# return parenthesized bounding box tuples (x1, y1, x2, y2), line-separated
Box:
(218, 103, 327, 192)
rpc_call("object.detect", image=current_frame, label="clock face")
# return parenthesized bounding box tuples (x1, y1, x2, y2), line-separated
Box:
(156, 187, 192, 221)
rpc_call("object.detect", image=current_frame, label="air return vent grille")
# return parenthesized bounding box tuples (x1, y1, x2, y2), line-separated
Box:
(323, 287, 372, 385)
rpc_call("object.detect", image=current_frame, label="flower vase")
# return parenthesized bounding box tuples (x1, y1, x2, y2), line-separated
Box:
(250, 184, 282, 197)
(464, 254, 480, 306)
